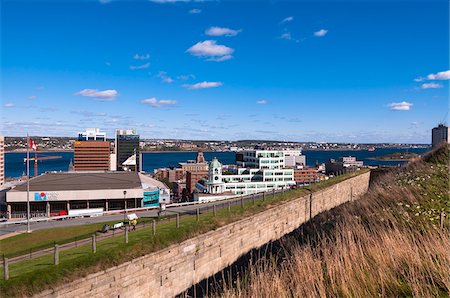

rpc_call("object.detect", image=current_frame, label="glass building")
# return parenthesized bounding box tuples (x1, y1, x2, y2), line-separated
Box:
(115, 129, 140, 171)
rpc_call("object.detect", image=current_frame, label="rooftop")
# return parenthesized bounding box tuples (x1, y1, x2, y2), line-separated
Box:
(11, 172, 143, 192)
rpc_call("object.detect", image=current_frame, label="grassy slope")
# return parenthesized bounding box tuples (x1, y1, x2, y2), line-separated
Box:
(0, 217, 158, 258)
(219, 144, 450, 297)
(0, 170, 366, 297)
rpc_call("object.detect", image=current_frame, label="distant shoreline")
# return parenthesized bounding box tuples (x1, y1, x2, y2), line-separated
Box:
(5, 150, 73, 153)
(5, 147, 429, 153)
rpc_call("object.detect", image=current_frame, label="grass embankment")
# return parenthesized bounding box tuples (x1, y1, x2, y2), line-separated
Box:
(218, 144, 450, 297)
(0, 170, 366, 297)
(0, 218, 156, 258)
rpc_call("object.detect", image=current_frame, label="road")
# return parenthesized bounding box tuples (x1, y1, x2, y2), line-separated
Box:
(0, 191, 277, 237)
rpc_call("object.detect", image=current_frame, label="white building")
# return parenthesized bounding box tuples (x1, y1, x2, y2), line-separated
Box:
(341, 156, 364, 168)
(5, 172, 169, 219)
(208, 150, 295, 195)
(283, 149, 306, 167)
(78, 128, 106, 141)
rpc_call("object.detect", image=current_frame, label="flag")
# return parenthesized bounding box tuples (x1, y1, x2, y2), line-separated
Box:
(29, 137, 38, 151)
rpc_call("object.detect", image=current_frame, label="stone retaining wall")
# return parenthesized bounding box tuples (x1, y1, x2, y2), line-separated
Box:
(36, 171, 371, 298)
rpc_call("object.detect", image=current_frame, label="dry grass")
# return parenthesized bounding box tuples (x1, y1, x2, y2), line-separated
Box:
(218, 144, 450, 298)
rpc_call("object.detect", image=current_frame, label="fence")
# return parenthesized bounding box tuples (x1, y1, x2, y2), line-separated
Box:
(1, 187, 292, 280)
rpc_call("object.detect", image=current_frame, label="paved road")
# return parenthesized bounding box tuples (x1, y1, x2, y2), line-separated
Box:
(0, 191, 277, 237)
(0, 191, 282, 264)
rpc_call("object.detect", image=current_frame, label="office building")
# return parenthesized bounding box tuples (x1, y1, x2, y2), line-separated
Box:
(74, 141, 110, 171)
(115, 129, 140, 172)
(186, 170, 208, 193)
(294, 167, 319, 185)
(74, 129, 110, 171)
(283, 149, 306, 167)
(0, 136, 4, 186)
(78, 128, 106, 141)
(432, 124, 449, 148)
(208, 150, 295, 195)
(5, 172, 169, 219)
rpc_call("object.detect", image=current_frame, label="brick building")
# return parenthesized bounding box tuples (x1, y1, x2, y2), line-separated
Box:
(294, 167, 319, 185)
(186, 170, 208, 193)
(154, 168, 184, 182)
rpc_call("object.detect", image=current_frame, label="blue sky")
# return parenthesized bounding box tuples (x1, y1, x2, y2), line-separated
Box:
(1, 0, 449, 143)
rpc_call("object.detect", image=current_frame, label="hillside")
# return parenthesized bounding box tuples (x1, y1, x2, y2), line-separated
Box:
(219, 144, 449, 297)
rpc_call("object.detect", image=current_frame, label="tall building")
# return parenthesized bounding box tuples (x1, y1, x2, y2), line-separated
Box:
(74, 141, 110, 171)
(432, 124, 449, 148)
(0, 136, 4, 186)
(115, 129, 140, 172)
(78, 128, 106, 141)
(74, 128, 110, 171)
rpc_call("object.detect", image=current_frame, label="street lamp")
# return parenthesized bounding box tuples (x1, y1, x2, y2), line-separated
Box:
(123, 190, 127, 221)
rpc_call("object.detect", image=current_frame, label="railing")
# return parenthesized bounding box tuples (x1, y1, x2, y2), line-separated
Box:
(0, 188, 287, 269)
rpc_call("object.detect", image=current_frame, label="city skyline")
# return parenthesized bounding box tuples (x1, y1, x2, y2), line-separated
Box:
(1, 0, 449, 143)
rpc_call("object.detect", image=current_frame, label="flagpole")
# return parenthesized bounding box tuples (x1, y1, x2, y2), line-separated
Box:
(26, 134, 31, 233)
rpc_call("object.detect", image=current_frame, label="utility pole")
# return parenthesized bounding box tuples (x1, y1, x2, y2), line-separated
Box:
(26, 133, 31, 233)
(123, 190, 127, 221)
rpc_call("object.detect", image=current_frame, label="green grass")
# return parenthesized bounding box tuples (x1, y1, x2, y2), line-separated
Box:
(0, 170, 367, 297)
(0, 217, 157, 258)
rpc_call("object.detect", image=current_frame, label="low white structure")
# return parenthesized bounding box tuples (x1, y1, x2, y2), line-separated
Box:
(5, 172, 169, 219)
(78, 128, 106, 141)
(342, 156, 364, 168)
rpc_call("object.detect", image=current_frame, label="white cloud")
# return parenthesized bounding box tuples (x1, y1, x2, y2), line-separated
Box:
(416, 70, 450, 82)
(183, 81, 223, 89)
(427, 70, 450, 80)
(186, 40, 234, 61)
(189, 8, 201, 14)
(27, 95, 37, 100)
(177, 74, 195, 80)
(75, 89, 119, 101)
(256, 100, 269, 105)
(314, 29, 328, 37)
(281, 16, 294, 23)
(205, 26, 241, 37)
(157, 71, 175, 83)
(421, 82, 443, 89)
(207, 55, 233, 62)
(279, 32, 299, 42)
(141, 97, 177, 108)
(133, 53, 150, 60)
(3, 103, 15, 108)
(388, 101, 413, 111)
(130, 62, 150, 70)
